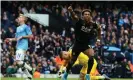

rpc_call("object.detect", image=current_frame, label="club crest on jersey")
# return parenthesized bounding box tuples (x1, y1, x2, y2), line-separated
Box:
(81, 26, 91, 33)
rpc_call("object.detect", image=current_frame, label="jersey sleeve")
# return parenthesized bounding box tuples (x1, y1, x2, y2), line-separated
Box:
(25, 25, 32, 35)
(75, 18, 82, 28)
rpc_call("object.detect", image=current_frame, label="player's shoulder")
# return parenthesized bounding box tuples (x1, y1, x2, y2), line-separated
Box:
(80, 52, 87, 56)
(23, 24, 29, 27)
(23, 24, 31, 29)
(77, 18, 83, 23)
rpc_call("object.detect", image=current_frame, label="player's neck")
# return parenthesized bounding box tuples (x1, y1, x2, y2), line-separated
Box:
(85, 20, 91, 24)
(19, 22, 25, 26)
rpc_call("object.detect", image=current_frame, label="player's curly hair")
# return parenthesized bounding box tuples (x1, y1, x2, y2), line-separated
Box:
(82, 9, 91, 16)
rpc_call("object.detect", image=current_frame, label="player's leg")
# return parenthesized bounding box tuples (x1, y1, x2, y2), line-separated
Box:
(80, 65, 88, 80)
(73, 59, 79, 66)
(79, 72, 86, 80)
(88, 58, 97, 80)
(90, 59, 97, 75)
(62, 52, 79, 80)
(85, 57, 110, 80)
(84, 64, 105, 80)
(90, 74, 110, 80)
(66, 50, 80, 72)
(87, 56, 94, 74)
(79, 53, 90, 80)
(80, 63, 110, 80)
(83, 47, 95, 73)
(90, 75, 105, 80)
(81, 73, 109, 80)
(15, 50, 33, 79)
(63, 49, 80, 80)
(81, 54, 94, 80)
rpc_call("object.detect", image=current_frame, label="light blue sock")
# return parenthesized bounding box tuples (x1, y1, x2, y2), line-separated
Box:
(85, 74, 90, 80)
(62, 72, 68, 80)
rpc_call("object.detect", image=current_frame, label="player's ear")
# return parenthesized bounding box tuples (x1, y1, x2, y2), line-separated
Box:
(24, 17, 28, 22)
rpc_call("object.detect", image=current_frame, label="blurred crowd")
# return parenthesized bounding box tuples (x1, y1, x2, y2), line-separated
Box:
(1, 1, 133, 78)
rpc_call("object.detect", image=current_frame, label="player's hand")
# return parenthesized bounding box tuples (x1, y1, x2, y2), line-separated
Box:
(17, 36, 23, 41)
(4, 38, 12, 43)
(58, 72, 62, 78)
(68, 6, 73, 12)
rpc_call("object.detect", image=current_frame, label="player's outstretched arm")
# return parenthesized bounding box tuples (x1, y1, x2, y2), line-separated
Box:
(68, 6, 79, 21)
(5, 38, 17, 42)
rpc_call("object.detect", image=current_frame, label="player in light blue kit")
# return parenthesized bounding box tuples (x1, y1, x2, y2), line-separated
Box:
(5, 14, 33, 80)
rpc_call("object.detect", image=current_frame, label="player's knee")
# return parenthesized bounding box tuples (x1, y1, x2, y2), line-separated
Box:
(79, 73, 85, 80)
(16, 60, 24, 66)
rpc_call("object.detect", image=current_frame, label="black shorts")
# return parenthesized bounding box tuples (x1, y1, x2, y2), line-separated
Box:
(72, 42, 92, 55)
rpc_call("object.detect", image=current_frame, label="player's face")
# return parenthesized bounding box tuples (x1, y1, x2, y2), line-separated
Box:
(17, 16, 25, 23)
(62, 51, 69, 60)
(83, 12, 91, 22)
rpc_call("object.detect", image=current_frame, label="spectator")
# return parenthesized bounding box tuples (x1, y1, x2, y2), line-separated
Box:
(48, 60, 57, 73)
(128, 61, 133, 73)
(22, 6, 28, 14)
(97, 59, 104, 74)
(29, 7, 36, 13)
(118, 16, 124, 27)
(33, 70, 41, 78)
(41, 60, 50, 74)
(110, 52, 117, 64)
(6, 62, 17, 76)
(105, 32, 111, 45)
(123, 14, 130, 25)
(121, 59, 131, 78)
(1, 60, 7, 76)
(128, 37, 133, 53)
(111, 32, 117, 46)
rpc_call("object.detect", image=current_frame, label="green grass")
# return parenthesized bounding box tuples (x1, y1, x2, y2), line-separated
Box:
(1, 78, 75, 80)
(1, 78, 133, 80)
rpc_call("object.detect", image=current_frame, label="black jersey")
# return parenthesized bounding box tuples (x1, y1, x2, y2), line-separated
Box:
(74, 18, 99, 45)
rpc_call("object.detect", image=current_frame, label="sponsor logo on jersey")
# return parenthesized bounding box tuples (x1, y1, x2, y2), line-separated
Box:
(81, 26, 91, 33)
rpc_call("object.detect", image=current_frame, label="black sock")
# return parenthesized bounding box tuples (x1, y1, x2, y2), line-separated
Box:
(87, 56, 94, 74)
(66, 52, 80, 73)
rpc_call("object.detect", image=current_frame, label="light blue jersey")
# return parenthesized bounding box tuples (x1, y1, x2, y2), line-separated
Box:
(15, 24, 32, 51)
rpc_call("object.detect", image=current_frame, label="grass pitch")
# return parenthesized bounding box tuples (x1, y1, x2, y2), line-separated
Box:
(1, 78, 133, 80)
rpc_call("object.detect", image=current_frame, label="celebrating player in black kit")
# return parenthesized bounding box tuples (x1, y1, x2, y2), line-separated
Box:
(62, 6, 101, 80)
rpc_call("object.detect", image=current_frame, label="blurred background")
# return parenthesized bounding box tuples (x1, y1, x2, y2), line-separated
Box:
(1, 1, 133, 78)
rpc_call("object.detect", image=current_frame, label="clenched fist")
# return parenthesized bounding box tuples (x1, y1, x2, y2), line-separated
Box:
(68, 6, 73, 12)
